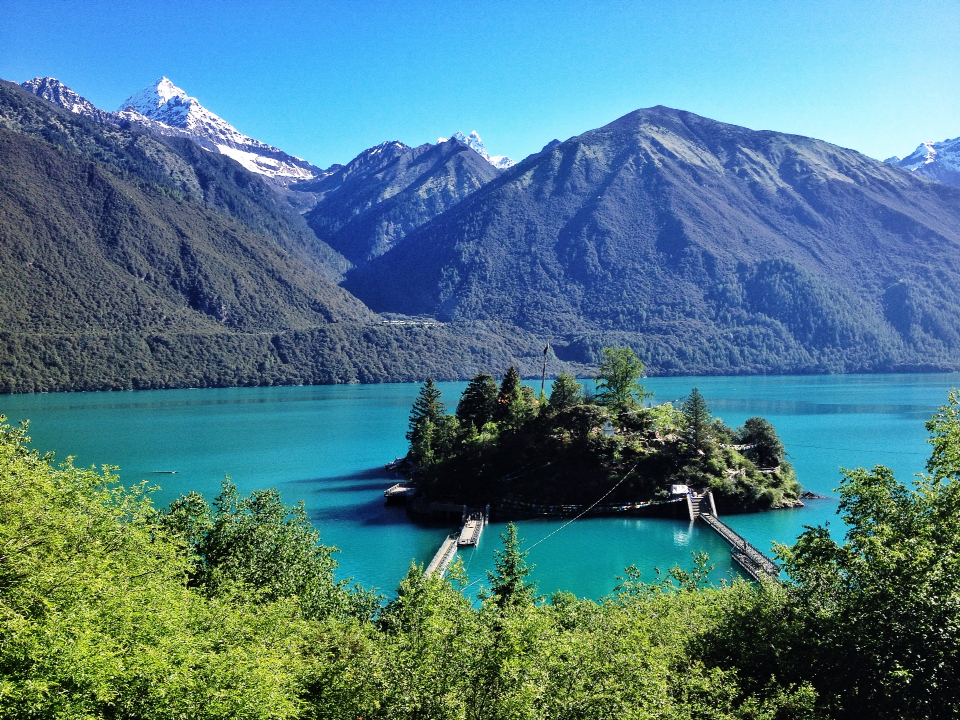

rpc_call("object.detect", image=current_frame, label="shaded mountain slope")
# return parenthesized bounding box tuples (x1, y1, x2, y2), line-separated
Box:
(0, 128, 373, 333)
(302, 138, 501, 264)
(346, 107, 960, 373)
(3, 80, 350, 280)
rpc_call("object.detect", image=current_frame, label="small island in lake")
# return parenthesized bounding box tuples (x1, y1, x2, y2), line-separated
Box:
(392, 348, 802, 518)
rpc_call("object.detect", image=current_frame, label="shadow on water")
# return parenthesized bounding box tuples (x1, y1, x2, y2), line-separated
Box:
(306, 496, 454, 529)
(286, 466, 404, 493)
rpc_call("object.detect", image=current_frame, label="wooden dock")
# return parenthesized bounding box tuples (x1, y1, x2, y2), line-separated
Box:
(424, 508, 488, 577)
(698, 510, 780, 581)
(384, 482, 417, 501)
(425, 534, 459, 578)
(457, 511, 485, 546)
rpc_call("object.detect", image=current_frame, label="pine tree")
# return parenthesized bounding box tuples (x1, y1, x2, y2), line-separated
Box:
(406, 379, 446, 462)
(681, 387, 712, 451)
(548, 372, 584, 410)
(487, 522, 538, 609)
(496, 366, 533, 430)
(456, 373, 499, 430)
(737, 416, 785, 468)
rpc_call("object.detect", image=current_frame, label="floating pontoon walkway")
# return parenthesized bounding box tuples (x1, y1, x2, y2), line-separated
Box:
(425, 534, 459, 578)
(458, 511, 485, 546)
(384, 482, 417, 500)
(689, 489, 780, 582)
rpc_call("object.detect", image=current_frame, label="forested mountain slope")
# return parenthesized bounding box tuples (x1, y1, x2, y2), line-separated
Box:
(0, 81, 558, 392)
(0, 129, 372, 333)
(2, 80, 351, 279)
(301, 138, 501, 265)
(346, 106, 960, 374)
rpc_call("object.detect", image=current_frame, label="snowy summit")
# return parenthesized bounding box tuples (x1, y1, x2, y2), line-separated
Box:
(438, 131, 515, 169)
(116, 77, 319, 182)
(885, 135, 960, 188)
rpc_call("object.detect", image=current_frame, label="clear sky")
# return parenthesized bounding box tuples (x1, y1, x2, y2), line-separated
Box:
(2, 0, 958, 168)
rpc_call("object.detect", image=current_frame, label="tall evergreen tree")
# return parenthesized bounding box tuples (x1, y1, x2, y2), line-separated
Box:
(682, 387, 712, 451)
(548, 373, 584, 410)
(738, 416, 786, 468)
(595, 347, 652, 414)
(406, 379, 446, 462)
(456, 373, 499, 430)
(487, 522, 538, 609)
(496, 366, 533, 429)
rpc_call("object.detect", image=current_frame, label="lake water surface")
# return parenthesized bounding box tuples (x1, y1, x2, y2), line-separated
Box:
(2, 373, 956, 599)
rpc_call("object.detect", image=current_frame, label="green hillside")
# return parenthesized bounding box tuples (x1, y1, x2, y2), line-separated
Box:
(0, 81, 560, 392)
(347, 107, 960, 375)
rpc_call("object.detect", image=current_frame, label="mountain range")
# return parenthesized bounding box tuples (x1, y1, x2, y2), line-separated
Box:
(345, 106, 960, 373)
(4, 74, 960, 391)
(0, 80, 555, 391)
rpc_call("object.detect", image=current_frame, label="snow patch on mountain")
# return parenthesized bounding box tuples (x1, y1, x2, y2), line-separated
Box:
(885, 135, 960, 187)
(439, 130, 515, 169)
(116, 77, 318, 182)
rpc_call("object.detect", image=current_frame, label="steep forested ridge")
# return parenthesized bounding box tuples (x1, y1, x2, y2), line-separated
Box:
(0, 81, 556, 391)
(347, 106, 960, 374)
(302, 138, 501, 264)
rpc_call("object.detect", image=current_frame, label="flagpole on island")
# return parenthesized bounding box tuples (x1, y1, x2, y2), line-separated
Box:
(541, 341, 550, 396)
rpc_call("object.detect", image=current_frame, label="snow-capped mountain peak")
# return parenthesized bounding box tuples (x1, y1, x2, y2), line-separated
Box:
(885, 135, 960, 187)
(438, 130, 515, 169)
(118, 76, 190, 115)
(115, 77, 319, 182)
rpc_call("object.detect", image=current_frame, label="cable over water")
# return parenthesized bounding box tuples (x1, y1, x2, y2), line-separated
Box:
(458, 462, 642, 592)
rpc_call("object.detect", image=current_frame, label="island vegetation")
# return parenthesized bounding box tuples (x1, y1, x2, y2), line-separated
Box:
(3, 390, 960, 718)
(402, 348, 802, 514)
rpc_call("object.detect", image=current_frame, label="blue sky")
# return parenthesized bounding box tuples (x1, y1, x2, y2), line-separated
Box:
(2, 0, 958, 168)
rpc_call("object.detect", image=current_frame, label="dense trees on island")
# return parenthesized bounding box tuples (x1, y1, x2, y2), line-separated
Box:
(404, 349, 800, 512)
(4, 392, 960, 717)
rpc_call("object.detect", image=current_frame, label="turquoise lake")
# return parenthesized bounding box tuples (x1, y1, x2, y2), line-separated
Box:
(2, 373, 957, 599)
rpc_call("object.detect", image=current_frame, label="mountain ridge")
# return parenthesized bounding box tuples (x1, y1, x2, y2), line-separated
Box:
(438, 130, 516, 169)
(21, 76, 325, 185)
(301, 137, 502, 264)
(8, 74, 960, 385)
(344, 105, 960, 374)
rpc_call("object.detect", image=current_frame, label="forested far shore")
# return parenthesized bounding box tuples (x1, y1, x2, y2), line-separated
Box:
(0, 323, 579, 393)
(3, 388, 960, 718)
(401, 349, 801, 513)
